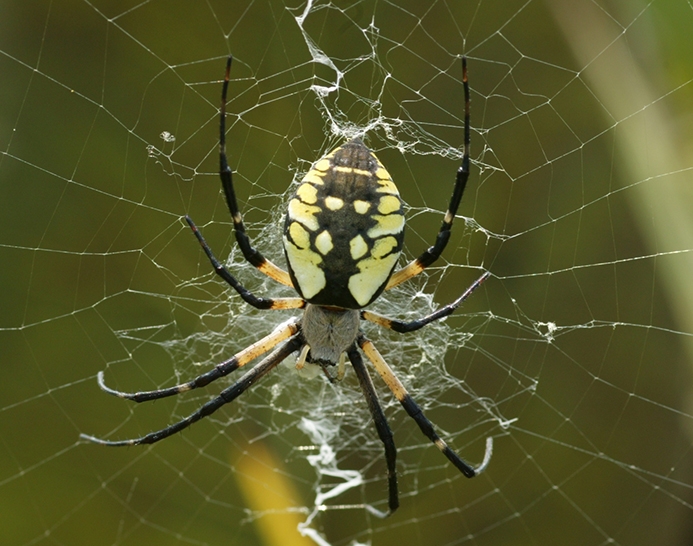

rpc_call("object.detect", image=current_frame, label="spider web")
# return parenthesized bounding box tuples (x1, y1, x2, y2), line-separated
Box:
(2, 0, 693, 545)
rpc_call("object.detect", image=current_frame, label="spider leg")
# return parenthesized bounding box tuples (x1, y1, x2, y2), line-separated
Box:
(97, 318, 300, 403)
(186, 215, 304, 311)
(358, 334, 492, 478)
(81, 336, 303, 446)
(218, 56, 293, 288)
(387, 57, 471, 290)
(363, 271, 490, 333)
(347, 345, 399, 517)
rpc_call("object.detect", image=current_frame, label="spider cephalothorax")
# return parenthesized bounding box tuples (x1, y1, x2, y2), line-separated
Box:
(82, 55, 492, 517)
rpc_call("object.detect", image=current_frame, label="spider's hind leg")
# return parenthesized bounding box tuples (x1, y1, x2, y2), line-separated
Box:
(358, 334, 493, 478)
(347, 345, 399, 517)
(97, 317, 301, 403)
(81, 336, 303, 447)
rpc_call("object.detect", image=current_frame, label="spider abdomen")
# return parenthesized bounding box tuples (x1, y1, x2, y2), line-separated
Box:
(283, 138, 405, 309)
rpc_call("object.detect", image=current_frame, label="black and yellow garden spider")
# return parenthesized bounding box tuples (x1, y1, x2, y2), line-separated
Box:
(81, 56, 493, 517)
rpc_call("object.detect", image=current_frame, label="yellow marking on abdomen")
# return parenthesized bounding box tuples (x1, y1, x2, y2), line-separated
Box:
(375, 167, 390, 180)
(288, 198, 320, 231)
(296, 183, 318, 204)
(315, 230, 334, 255)
(377, 195, 401, 214)
(333, 166, 372, 176)
(288, 222, 310, 249)
(349, 235, 368, 260)
(353, 200, 370, 214)
(376, 179, 399, 194)
(283, 235, 325, 299)
(302, 172, 325, 185)
(324, 196, 344, 210)
(368, 214, 404, 239)
(371, 236, 398, 259)
(314, 158, 331, 172)
(348, 252, 399, 307)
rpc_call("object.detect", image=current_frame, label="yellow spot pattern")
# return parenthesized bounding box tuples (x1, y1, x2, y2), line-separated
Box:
(349, 235, 368, 260)
(348, 252, 400, 307)
(376, 178, 399, 195)
(296, 183, 318, 204)
(302, 172, 325, 186)
(313, 158, 331, 172)
(377, 195, 401, 215)
(325, 196, 344, 210)
(375, 167, 390, 180)
(368, 213, 405, 239)
(288, 198, 320, 231)
(315, 231, 334, 255)
(283, 235, 325, 300)
(371, 236, 399, 258)
(353, 200, 370, 214)
(334, 166, 372, 176)
(289, 222, 310, 249)
(284, 140, 406, 306)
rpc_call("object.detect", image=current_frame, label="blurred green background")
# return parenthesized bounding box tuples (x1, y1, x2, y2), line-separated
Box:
(2, 0, 693, 544)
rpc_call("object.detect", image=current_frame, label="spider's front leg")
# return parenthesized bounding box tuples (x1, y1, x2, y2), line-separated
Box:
(386, 57, 472, 290)
(217, 55, 293, 288)
(186, 215, 304, 311)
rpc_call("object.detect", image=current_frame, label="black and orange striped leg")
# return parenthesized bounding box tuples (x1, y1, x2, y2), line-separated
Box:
(363, 271, 490, 333)
(358, 334, 493, 478)
(96, 318, 300, 403)
(218, 56, 293, 288)
(387, 57, 472, 290)
(347, 345, 399, 517)
(186, 216, 304, 311)
(81, 336, 303, 447)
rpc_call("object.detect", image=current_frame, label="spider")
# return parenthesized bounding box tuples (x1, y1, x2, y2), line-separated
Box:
(81, 56, 493, 517)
